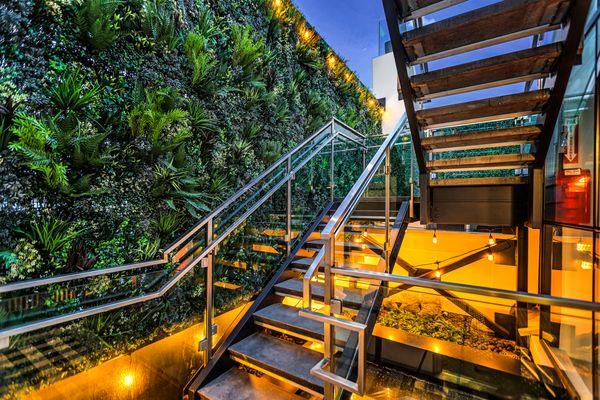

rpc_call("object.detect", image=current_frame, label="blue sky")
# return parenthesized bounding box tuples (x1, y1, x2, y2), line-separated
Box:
(292, 0, 385, 88)
(292, 0, 535, 106)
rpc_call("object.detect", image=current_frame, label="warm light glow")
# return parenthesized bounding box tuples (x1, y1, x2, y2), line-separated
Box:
(368, 99, 377, 108)
(581, 261, 593, 270)
(361, 243, 367, 250)
(122, 372, 134, 388)
(432, 230, 438, 244)
(487, 250, 494, 262)
(433, 344, 441, 353)
(488, 233, 495, 245)
(576, 238, 591, 252)
(273, 0, 282, 9)
(327, 55, 337, 68)
(361, 231, 368, 238)
(434, 270, 442, 278)
(344, 72, 352, 82)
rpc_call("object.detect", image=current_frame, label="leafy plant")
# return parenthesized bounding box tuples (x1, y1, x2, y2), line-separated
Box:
(66, 241, 98, 272)
(188, 100, 219, 141)
(128, 87, 191, 155)
(48, 68, 101, 114)
(9, 114, 69, 189)
(231, 24, 267, 81)
(19, 217, 86, 256)
(136, 237, 161, 259)
(305, 90, 332, 131)
(141, 0, 179, 50)
(152, 158, 214, 217)
(151, 211, 183, 239)
(75, 0, 123, 50)
(0, 96, 17, 151)
(184, 31, 226, 96)
(260, 140, 282, 164)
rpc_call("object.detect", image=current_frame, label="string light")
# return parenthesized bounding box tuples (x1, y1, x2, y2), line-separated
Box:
(122, 372, 134, 388)
(576, 237, 591, 252)
(488, 232, 495, 245)
(434, 270, 442, 278)
(487, 248, 494, 262)
(432, 229, 438, 244)
(273, 0, 282, 9)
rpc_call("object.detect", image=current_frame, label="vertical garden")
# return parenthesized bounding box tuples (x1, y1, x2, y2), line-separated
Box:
(0, 0, 381, 397)
(0, 0, 380, 284)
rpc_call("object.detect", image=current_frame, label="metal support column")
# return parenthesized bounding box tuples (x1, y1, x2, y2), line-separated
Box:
(286, 156, 292, 255)
(384, 147, 391, 271)
(516, 224, 529, 346)
(323, 234, 336, 399)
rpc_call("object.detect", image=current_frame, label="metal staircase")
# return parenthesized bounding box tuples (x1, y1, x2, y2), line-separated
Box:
(383, 0, 590, 226)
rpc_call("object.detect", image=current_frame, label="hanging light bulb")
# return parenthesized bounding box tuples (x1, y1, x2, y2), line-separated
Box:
(432, 229, 438, 244)
(576, 237, 591, 252)
(488, 232, 495, 245)
(434, 270, 442, 278)
(487, 248, 494, 262)
(581, 261, 593, 270)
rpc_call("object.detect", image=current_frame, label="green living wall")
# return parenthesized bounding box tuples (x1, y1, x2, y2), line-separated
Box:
(0, 0, 380, 283)
(0, 0, 380, 396)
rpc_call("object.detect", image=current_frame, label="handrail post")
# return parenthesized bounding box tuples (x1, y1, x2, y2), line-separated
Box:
(323, 233, 335, 399)
(330, 125, 335, 201)
(286, 156, 292, 255)
(203, 218, 214, 367)
(384, 146, 391, 272)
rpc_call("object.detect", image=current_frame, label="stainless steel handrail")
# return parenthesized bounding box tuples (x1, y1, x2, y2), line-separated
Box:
(330, 267, 600, 312)
(0, 118, 367, 343)
(321, 114, 408, 240)
(302, 246, 325, 309)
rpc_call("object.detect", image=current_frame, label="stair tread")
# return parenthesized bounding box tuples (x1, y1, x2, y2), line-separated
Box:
(402, 0, 569, 63)
(305, 239, 382, 253)
(411, 43, 562, 99)
(274, 279, 369, 308)
(417, 90, 550, 129)
(430, 176, 529, 186)
(254, 303, 324, 340)
(421, 125, 542, 151)
(427, 153, 535, 171)
(399, 0, 467, 21)
(198, 368, 305, 400)
(228, 333, 324, 394)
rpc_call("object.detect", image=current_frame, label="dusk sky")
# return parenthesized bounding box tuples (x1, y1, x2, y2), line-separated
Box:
(292, 0, 533, 106)
(292, 0, 385, 88)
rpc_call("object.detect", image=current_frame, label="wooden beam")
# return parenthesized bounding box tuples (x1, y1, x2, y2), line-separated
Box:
(535, 0, 593, 167)
(427, 153, 535, 172)
(382, 0, 427, 173)
(421, 125, 542, 151)
(430, 176, 529, 187)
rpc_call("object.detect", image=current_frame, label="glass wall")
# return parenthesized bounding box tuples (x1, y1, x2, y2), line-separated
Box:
(543, 6, 600, 397)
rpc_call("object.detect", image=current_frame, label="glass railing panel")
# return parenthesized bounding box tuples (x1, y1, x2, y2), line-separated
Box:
(210, 184, 289, 341)
(0, 268, 206, 400)
(333, 141, 364, 199)
(290, 140, 333, 246)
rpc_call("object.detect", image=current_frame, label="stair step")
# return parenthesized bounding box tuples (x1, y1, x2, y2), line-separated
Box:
(427, 153, 535, 172)
(253, 303, 324, 341)
(274, 279, 369, 309)
(399, 0, 467, 21)
(228, 333, 324, 396)
(304, 240, 383, 256)
(430, 176, 529, 187)
(411, 43, 562, 100)
(402, 0, 569, 64)
(421, 125, 542, 151)
(416, 90, 550, 129)
(198, 367, 305, 400)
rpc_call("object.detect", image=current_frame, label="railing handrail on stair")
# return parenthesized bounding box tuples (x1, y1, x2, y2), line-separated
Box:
(301, 115, 410, 399)
(0, 118, 367, 347)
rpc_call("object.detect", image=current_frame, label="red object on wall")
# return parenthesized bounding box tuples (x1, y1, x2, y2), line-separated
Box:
(554, 168, 591, 224)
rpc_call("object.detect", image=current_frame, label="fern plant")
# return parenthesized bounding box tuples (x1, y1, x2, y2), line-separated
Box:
(141, 0, 179, 50)
(0, 96, 17, 151)
(152, 158, 214, 218)
(231, 25, 268, 82)
(188, 100, 219, 141)
(184, 30, 226, 96)
(9, 114, 69, 190)
(128, 87, 191, 156)
(75, 0, 122, 50)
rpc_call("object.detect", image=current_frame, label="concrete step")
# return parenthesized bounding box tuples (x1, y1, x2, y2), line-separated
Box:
(274, 279, 370, 309)
(198, 367, 305, 400)
(253, 303, 324, 341)
(228, 333, 324, 397)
